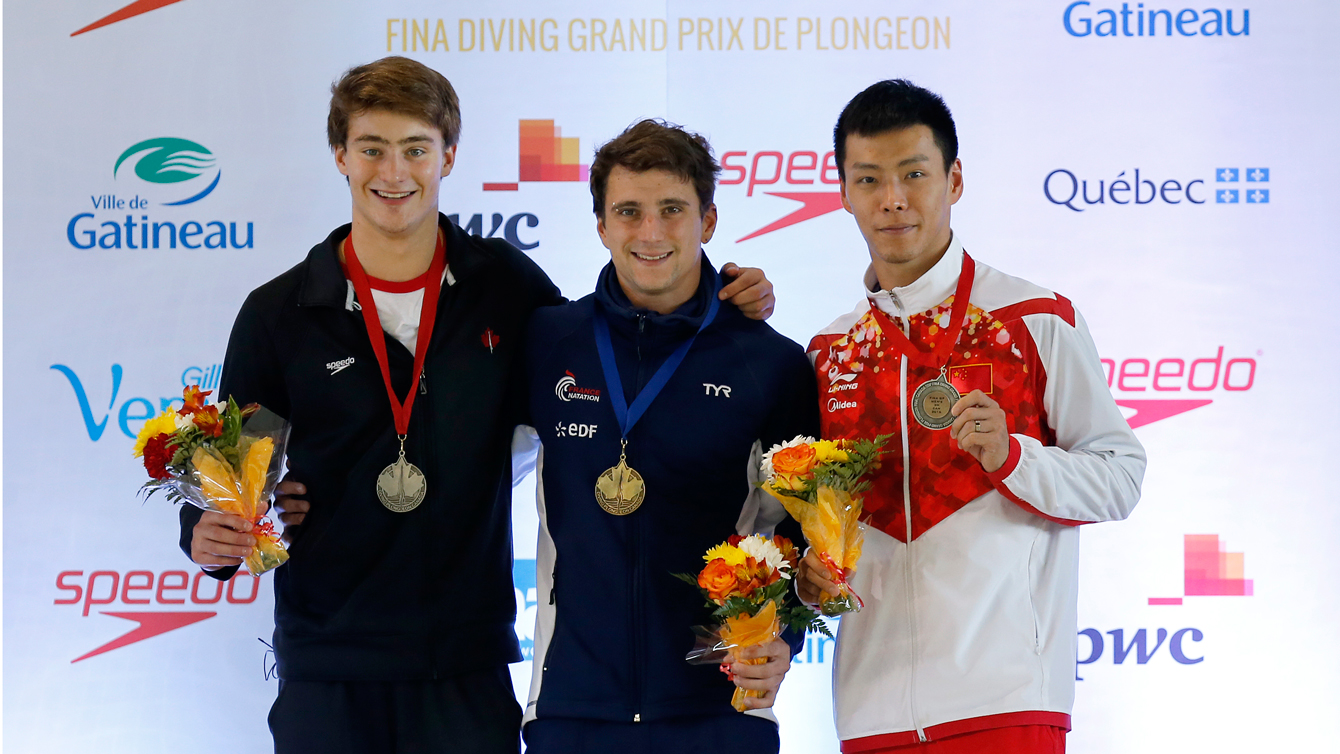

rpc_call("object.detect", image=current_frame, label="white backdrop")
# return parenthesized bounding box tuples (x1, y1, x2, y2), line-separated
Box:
(6, 1, 1340, 752)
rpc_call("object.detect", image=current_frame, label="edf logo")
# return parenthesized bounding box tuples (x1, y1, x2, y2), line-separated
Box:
(1215, 167, 1269, 204)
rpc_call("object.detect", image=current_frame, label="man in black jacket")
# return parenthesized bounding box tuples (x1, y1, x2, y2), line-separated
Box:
(179, 57, 777, 753)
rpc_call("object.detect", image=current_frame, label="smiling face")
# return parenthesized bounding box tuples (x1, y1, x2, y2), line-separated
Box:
(597, 166, 717, 314)
(335, 109, 456, 242)
(840, 124, 963, 289)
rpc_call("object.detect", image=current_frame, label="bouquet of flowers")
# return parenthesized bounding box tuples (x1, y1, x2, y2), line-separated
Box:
(134, 386, 291, 576)
(674, 534, 828, 712)
(760, 435, 889, 616)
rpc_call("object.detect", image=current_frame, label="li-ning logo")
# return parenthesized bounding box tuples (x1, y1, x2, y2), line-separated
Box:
(113, 137, 221, 206)
(326, 357, 355, 375)
(555, 371, 601, 402)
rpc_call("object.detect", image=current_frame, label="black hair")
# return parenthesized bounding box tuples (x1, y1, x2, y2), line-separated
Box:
(833, 79, 958, 179)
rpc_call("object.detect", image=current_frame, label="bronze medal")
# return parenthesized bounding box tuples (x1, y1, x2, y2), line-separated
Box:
(911, 369, 960, 430)
(595, 439, 645, 515)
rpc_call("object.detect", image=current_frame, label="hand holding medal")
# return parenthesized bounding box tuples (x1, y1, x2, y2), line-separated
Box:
(949, 390, 1009, 473)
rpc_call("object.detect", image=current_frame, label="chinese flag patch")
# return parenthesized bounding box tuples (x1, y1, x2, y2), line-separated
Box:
(949, 363, 993, 394)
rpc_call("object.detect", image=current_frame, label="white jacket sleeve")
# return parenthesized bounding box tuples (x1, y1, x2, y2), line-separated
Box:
(988, 307, 1146, 524)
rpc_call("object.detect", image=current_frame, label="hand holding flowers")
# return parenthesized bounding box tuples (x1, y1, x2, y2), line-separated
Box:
(674, 534, 827, 712)
(760, 435, 889, 616)
(135, 386, 291, 576)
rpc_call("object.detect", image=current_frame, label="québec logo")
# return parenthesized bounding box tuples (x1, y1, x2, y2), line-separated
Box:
(1102, 345, 1256, 429)
(1044, 166, 1271, 212)
(555, 371, 602, 403)
(67, 137, 255, 249)
(56, 568, 259, 662)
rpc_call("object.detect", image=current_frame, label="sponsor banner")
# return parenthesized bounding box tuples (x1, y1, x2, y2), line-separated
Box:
(5, 1, 1340, 753)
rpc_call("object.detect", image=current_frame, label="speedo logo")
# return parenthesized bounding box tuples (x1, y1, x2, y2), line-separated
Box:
(555, 371, 601, 402)
(326, 357, 355, 375)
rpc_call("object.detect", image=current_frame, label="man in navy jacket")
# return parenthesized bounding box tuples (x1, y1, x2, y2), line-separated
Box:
(520, 120, 820, 754)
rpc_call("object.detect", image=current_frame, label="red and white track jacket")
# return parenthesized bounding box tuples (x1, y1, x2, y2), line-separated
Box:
(807, 236, 1145, 750)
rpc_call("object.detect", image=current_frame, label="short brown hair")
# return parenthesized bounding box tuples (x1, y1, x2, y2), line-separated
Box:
(327, 56, 461, 150)
(589, 119, 720, 217)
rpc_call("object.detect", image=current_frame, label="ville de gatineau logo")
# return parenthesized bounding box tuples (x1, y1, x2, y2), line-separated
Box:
(113, 137, 220, 206)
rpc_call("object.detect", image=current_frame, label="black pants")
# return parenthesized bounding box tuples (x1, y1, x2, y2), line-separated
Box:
(524, 714, 780, 754)
(269, 666, 521, 754)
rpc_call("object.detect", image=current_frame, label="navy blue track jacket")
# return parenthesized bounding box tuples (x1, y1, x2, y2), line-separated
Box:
(521, 256, 820, 725)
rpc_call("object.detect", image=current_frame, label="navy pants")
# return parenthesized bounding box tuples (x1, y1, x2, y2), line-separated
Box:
(269, 666, 521, 754)
(524, 714, 780, 754)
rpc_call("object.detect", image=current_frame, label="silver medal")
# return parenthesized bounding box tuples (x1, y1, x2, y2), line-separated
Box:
(911, 368, 960, 430)
(377, 436, 426, 512)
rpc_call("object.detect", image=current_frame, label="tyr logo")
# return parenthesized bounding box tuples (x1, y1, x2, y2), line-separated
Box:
(703, 383, 732, 398)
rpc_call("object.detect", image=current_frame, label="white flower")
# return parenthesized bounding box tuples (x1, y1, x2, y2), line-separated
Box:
(760, 435, 815, 482)
(173, 412, 194, 431)
(737, 534, 792, 579)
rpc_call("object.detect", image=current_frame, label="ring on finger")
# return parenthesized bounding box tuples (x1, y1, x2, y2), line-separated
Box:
(974, 420, 983, 433)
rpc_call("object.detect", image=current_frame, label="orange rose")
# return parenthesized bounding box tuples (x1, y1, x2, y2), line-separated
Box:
(771, 444, 818, 490)
(699, 559, 740, 603)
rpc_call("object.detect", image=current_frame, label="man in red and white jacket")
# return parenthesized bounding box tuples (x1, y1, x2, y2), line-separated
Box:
(797, 80, 1145, 754)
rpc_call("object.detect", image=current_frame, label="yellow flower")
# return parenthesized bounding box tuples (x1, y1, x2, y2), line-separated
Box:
(813, 440, 849, 463)
(704, 543, 747, 566)
(132, 409, 179, 458)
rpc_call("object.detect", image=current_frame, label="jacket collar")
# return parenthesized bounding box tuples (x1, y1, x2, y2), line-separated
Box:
(865, 232, 965, 317)
(593, 252, 719, 339)
(297, 214, 490, 308)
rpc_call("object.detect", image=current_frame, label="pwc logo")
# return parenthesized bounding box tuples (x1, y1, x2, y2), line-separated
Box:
(1101, 346, 1256, 429)
(722, 149, 845, 242)
(56, 568, 259, 662)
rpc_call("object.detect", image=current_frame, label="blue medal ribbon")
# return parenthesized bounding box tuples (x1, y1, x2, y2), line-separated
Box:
(592, 271, 722, 440)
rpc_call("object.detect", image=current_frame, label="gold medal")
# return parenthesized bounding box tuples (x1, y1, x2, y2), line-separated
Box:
(377, 436, 426, 513)
(911, 367, 960, 430)
(595, 439, 645, 516)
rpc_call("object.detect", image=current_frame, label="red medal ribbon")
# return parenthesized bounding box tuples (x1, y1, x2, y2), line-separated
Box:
(866, 252, 976, 367)
(343, 231, 446, 437)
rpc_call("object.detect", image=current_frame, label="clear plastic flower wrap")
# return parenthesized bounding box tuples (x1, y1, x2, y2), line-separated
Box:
(135, 386, 292, 576)
(760, 435, 890, 616)
(674, 535, 829, 712)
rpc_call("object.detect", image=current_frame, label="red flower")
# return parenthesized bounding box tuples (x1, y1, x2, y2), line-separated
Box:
(142, 434, 174, 480)
(179, 385, 213, 416)
(728, 534, 744, 547)
(193, 405, 223, 437)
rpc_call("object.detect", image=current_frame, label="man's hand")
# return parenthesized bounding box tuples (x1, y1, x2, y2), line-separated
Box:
(796, 549, 841, 607)
(949, 390, 1010, 473)
(726, 638, 793, 709)
(272, 479, 310, 544)
(719, 263, 775, 321)
(191, 511, 257, 571)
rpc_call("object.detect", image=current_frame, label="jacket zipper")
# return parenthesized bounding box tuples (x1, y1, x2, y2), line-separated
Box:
(890, 293, 927, 743)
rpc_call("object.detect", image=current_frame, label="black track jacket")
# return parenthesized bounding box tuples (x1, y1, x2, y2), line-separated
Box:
(179, 214, 561, 681)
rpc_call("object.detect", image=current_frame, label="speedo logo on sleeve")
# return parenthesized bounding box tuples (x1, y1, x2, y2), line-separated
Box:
(326, 357, 355, 375)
